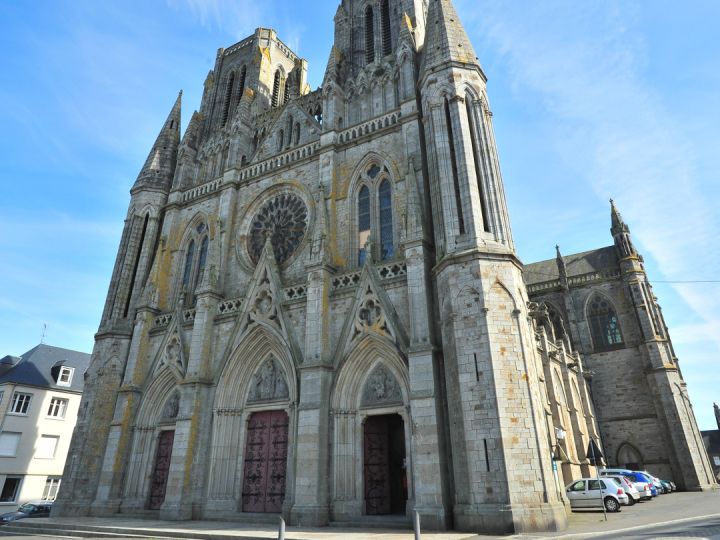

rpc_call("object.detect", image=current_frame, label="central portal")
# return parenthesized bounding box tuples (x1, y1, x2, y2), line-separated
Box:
(363, 414, 407, 515)
(241, 410, 289, 513)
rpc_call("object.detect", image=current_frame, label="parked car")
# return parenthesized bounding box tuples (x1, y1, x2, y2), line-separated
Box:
(565, 478, 628, 512)
(600, 469, 653, 500)
(602, 474, 640, 505)
(626, 471, 659, 496)
(658, 479, 674, 493)
(638, 470, 665, 493)
(0, 502, 52, 525)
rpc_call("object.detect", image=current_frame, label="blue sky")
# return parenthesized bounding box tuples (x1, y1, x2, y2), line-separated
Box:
(0, 0, 718, 429)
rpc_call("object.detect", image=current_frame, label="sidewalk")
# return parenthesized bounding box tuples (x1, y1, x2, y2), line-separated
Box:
(7, 491, 720, 540)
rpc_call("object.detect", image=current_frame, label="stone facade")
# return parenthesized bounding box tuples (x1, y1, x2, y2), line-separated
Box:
(52, 0, 716, 534)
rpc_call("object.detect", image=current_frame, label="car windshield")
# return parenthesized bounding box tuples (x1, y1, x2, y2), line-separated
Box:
(18, 504, 36, 513)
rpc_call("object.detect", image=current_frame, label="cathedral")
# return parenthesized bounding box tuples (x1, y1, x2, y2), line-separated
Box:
(53, 0, 716, 533)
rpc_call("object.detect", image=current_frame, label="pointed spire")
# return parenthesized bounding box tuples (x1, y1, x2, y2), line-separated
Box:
(420, 0, 482, 77)
(133, 91, 182, 192)
(609, 199, 637, 258)
(555, 245, 568, 290)
(714, 402, 720, 430)
(610, 198, 628, 235)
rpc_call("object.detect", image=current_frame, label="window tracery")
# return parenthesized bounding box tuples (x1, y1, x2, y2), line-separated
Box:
(587, 293, 624, 351)
(180, 222, 209, 306)
(248, 193, 308, 266)
(354, 162, 395, 266)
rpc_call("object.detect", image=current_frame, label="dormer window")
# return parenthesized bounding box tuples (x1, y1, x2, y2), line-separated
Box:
(57, 366, 74, 387)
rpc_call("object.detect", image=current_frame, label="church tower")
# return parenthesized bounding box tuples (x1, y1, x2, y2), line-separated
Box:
(418, 0, 566, 532)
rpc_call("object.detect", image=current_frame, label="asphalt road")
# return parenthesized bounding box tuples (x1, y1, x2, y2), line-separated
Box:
(587, 514, 720, 539)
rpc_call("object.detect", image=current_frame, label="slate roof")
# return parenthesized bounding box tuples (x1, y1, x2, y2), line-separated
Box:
(0, 344, 91, 393)
(523, 246, 619, 286)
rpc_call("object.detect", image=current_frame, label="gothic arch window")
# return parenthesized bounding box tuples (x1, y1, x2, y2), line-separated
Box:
(221, 72, 235, 127)
(381, 0, 392, 57)
(179, 222, 209, 307)
(237, 65, 247, 102)
(294, 123, 300, 145)
(354, 161, 395, 266)
(587, 293, 624, 351)
(272, 69, 284, 108)
(365, 6, 375, 64)
(617, 442, 643, 470)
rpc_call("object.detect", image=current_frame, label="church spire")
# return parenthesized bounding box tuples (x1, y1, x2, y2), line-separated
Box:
(610, 199, 637, 258)
(420, 0, 483, 78)
(133, 91, 182, 192)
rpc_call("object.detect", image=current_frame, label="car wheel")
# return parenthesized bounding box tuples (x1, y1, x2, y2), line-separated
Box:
(626, 496, 636, 506)
(604, 497, 620, 512)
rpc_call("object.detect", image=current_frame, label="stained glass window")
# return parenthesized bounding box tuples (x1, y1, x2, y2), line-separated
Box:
(379, 180, 393, 260)
(358, 186, 371, 266)
(182, 240, 195, 291)
(587, 294, 624, 350)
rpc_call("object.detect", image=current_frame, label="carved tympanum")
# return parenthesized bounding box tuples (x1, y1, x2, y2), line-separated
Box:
(361, 365, 402, 406)
(248, 193, 308, 265)
(161, 390, 180, 421)
(248, 356, 289, 403)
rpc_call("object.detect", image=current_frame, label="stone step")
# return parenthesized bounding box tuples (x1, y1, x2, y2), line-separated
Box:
(2, 521, 202, 539)
(328, 515, 411, 530)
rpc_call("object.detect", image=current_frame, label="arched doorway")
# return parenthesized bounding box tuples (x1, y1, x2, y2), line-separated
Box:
(617, 443, 644, 470)
(363, 414, 407, 515)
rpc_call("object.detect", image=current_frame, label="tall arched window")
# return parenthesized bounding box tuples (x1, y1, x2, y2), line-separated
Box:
(587, 293, 624, 351)
(365, 6, 375, 64)
(546, 303, 566, 341)
(358, 186, 371, 266)
(221, 72, 235, 127)
(381, 0, 392, 57)
(180, 224, 209, 307)
(379, 180, 394, 259)
(272, 69, 282, 108)
(355, 162, 395, 266)
(237, 65, 247, 102)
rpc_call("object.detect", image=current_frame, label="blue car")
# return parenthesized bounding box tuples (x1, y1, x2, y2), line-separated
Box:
(626, 472, 658, 496)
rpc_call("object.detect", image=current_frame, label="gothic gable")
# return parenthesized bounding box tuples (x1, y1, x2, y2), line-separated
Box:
(333, 263, 409, 367)
(252, 102, 321, 163)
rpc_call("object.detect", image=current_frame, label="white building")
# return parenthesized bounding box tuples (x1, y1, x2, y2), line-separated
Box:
(0, 344, 90, 510)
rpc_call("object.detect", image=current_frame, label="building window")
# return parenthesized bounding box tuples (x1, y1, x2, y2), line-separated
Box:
(0, 432, 21, 457)
(41, 477, 61, 501)
(180, 223, 209, 307)
(0, 478, 21, 503)
(272, 69, 284, 108)
(221, 72, 235, 127)
(379, 180, 394, 260)
(445, 97, 465, 235)
(355, 162, 395, 266)
(237, 65, 247, 102)
(365, 6, 375, 64)
(381, 0, 392, 56)
(57, 366, 74, 387)
(47, 398, 68, 419)
(9, 392, 32, 415)
(358, 185, 371, 266)
(587, 294, 624, 351)
(35, 435, 59, 459)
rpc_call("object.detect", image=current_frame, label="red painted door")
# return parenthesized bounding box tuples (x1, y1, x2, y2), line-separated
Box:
(148, 430, 174, 510)
(364, 416, 391, 515)
(242, 410, 289, 513)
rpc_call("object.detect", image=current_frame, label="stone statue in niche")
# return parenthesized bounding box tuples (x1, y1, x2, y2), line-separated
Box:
(164, 336, 183, 371)
(161, 390, 180, 420)
(361, 365, 402, 406)
(248, 357, 289, 403)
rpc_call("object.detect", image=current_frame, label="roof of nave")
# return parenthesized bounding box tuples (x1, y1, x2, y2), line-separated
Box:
(523, 246, 619, 286)
(0, 344, 91, 393)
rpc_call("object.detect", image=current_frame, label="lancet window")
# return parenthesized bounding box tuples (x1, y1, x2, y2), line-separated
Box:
(272, 69, 285, 108)
(221, 72, 235, 127)
(180, 223, 210, 307)
(381, 0, 392, 56)
(365, 6, 375, 64)
(587, 293, 624, 351)
(355, 163, 395, 266)
(445, 97, 465, 235)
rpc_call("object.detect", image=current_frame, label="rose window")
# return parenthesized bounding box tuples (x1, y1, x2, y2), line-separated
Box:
(248, 193, 308, 265)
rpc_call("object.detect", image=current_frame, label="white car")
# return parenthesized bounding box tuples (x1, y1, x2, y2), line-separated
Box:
(602, 474, 640, 505)
(565, 478, 629, 512)
(599, 469, 652, 500)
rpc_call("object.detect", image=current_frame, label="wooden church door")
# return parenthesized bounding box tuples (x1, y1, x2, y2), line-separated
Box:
(241, 410, 289, 513)
(148, 430, 174, 510)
